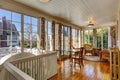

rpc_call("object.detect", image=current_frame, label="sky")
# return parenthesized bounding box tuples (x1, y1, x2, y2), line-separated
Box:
(0, 9, 37, 33)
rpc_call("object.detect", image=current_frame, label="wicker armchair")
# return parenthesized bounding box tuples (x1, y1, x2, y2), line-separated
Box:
(83, 44, 94, 55)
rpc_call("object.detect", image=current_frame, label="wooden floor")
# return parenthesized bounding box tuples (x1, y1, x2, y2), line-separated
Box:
(49, 59, 110, 80)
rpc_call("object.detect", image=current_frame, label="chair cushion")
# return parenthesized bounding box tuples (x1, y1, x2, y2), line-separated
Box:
(84, 44, 92, 50)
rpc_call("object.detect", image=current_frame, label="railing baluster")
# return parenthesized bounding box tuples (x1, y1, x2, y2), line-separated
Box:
(4, 62, 34, 80)
(7, 52, 57, 80)
(38, 58, 39, 80)
(32, 59, 34, 78)
(36, 58, 38, 80)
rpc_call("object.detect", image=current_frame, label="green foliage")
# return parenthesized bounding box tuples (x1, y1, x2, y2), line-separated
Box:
(84, 30, 93, 44)
(84, 28, 109, 49)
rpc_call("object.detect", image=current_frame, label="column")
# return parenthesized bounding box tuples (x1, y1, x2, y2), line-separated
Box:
(21, 14, 24, 53)
(110, 26, 116, 47)
(58, 23, 62, 59)
(77, 29, 79, 47)
(93, 29, 97, 48)
(40, 17, 46, 50)
(51, 21, 55, 51)
(117, 1, 120, 48)
(70, 26, 72, 57)
(80, 28, 84, 47)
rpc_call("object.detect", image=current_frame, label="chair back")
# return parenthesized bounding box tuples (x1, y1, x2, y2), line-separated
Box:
(79, 47, 84, 58)
(84, 44, 92, 50)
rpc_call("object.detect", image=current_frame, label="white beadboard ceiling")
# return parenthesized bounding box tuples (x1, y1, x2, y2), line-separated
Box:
(15, 0, 119, 27)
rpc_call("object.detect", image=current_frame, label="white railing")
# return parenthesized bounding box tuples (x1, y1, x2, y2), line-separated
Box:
(0, 52, 35, 71)
(3, 62, 34, 80)
(11, 52, 57, 80)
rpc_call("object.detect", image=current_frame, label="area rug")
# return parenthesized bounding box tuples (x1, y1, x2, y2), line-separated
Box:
(83, 55, 108, 62)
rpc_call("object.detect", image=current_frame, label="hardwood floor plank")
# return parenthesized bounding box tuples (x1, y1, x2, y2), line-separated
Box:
(49, 59, 110, 80)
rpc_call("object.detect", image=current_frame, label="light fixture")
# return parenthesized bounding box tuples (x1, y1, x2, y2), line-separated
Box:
(87, 17, 95, 27)
(39, 0, 50, 2)
(87, 21, 94, 27)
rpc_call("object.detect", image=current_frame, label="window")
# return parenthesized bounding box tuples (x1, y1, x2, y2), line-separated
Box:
(97, 28, 108, 49)
(84, 30, 93, 45)
(0, 9, 21, 54)
(47, 21, 52, 51)
(55, 24, 59, 50)
(103, 28, 108, 48)
(72, 28, 80, 48)
(61, 25, 70, 56)
(97, 29, 102, 48)
(24, 15, 37, 53)
(62, 26, 70, 50)
(84, 30, 89, 44)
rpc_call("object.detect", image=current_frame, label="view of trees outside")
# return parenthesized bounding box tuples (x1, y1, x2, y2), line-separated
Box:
(55, 24, 59, 50)
(89, 30, 93, 44)
(47, 21, 52, 51)
(84, 30, 93, 45)
(84, 28, 108, 49)
(97, 29, 102, 48)
(24, 15, 37, 53)
(103, 28, 108, 48)
(97, 28, 108, 49)
(114, 27, 116, 45)
(72, 29, 80, 48)
(62, 26, 70, 50)
(113, 27, 116, 45)
(84, 30, 89, 44)
(61, 26, 70, 56)
(61, 26, 65, 55)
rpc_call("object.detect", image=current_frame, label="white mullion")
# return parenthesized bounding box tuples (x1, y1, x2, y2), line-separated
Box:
(108, 27, 111, 48)
(10, 12, 12, 54)
(39, 18, 41, 50)
(50, 22, 52, 50)
(30, 17, 32, 53)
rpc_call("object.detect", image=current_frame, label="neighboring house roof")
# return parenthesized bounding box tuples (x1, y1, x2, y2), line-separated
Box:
(0, 22, 2, 29)
(0, 22, 3, 35)
(0, 17, 19, 36)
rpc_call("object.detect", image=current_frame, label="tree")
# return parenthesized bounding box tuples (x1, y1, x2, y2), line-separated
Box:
(24, 24, 37, 48)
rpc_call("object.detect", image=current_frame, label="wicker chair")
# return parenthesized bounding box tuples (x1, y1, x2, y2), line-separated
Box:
(71, 47, 84, 68)
(83, 44, 94, 55)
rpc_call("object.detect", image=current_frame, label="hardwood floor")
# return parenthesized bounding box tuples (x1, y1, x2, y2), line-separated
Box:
(49, 59, 110, 80)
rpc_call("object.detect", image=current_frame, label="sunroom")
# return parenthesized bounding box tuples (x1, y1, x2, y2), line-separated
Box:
(0, 0, 120, 80)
